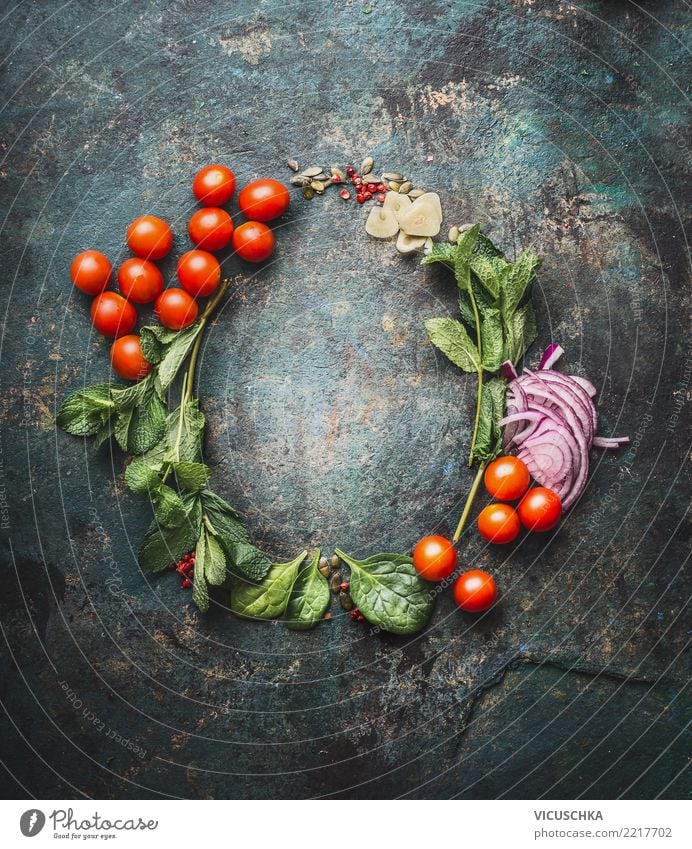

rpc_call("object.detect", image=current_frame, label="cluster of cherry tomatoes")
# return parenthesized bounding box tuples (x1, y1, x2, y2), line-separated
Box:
(69, 164, 291, 381)
(412, 456, 563, 613)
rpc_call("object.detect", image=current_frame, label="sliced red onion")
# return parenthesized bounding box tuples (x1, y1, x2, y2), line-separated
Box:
(593, 436, 630, 448)
(570, 375, 597, 398)
(539, 343, 565, 370)
(501, 360, 518, 380)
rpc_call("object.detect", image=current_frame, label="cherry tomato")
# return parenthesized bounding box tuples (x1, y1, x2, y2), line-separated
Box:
(484, 455, 530, 501)
(90, 292, 137, 338)
(155, 288, 199, 330)
(232, 221, 275, 263)
(117, 258, 164, 304)
(177, 250, 221, 297)
(453, 570, 497, 613)
(412, 535, 457, 582)
(188, 207, 234, 251)
(110, 334, 151, 381)
(518, 487, 562, 532)
(193, 164, 236, 206)
(238, 178, 290, 222)
(126, 215, 173, 260)
(477, 503, 520, 544)
(70, 250, 112, 296)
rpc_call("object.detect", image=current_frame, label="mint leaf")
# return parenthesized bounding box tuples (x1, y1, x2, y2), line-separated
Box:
(111, 376, 152, 411)
(425, 317, 480, 373)
(504, 302, 537, 365)
(420, 242, 455, 267)
(501, 248, 540, 319)
(472, 377, 506, 462)
(453, 224, 480, 292)
(127, 392, 167, 454)
(125, 459, 162, 494)
(284, 550, 330, 630)
(157, 325, 203, 390)
(226, 541, 272, 583)
(172, 461, 211, 493)
(201, 491, 271, 582)
(480, 307, 504, 372)
(335, 550, 434, 635)
(230, 551, 307, 620)
(192, 561, 210, 612)
(202, 528, 226, 586)
(139, 325, 181, 365)
(113, 406, 134, 451)
(56, 385, 115, 436)
(153, 484, 187, 528)
(139, 494, 202, 573)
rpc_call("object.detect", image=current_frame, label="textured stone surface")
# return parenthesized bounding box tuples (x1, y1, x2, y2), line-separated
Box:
(0, 0, 689, 798)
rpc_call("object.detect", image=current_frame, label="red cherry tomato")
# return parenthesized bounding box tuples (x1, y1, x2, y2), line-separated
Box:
(177, 250, 221, 297)
(412, 535, 457, 582)
(518, 487, 562, 532)
(110, 334, 151, 381)
(90, 292, 137, 338)
(238, 178, 290, 222)
(484, 455, 530, 501)
(232, 221, 275, 263)
(453, 570, 497, 613)
(117, 258, 164, 304)
(188, 207, 234, 251)
(477, 503, 520, 544)
(193, 164, 236, 206)
(70, 250, 112, 296)
(125, 215, 173, 260)
(155, 288, 199, 330)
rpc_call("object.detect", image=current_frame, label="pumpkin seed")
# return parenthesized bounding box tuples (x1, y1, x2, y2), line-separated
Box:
(300, 166, 323, 178)
(364, 175, 381, 185)
(448, 225, 460, 243)
(339, 589, 354, 611)
(382, 172, 404, 182)
(360, 156, 374, 175)
(330, 554, 341, 569)
(313, 172, 329, 182)
(408, 188, 425, 199)
(329, 571, 342, 594)
(290, 175, 309, 186)
(287, 159, 300, 172)
(318, 557, 331, 578)
(311, 180, 326, 194)
(302, 185, 315, 200)
(398, 180, 413, 194)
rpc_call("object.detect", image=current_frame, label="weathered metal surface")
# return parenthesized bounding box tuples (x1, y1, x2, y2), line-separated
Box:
(0, 0, 689, 798)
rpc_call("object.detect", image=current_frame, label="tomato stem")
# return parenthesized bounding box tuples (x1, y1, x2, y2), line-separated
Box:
(184, 277, 231, 404)
(468, 285, 483, 467)
(452, 459, 487, 544)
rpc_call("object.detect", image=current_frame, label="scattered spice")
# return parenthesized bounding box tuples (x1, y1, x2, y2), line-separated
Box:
(287, 158, 299, 172)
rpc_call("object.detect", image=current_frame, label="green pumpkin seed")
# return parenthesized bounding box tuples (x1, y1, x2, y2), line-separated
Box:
(339, 589, 354, 611)
(330, 554, 341, 569)
(290, 175, 308, 186)
(388, 181, 401, 192)
(361, 156, 374, 175)
(318, 556, 331, 578)
(398, 181, 413, 194)
(302, 185, 315, 200)
(300, 166, 323, 178)
(382, 172, 403, 182)
(311, 180, 326, 194)
(408, 188, 425, 199)
(329, 571, 342, 593)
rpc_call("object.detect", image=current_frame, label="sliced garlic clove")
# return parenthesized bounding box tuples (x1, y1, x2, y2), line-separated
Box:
(417, 192, 443, 222)
(365, 205, 400, 239)
(382, 191, 412, 223)
(422, 237, 434, 256)
(396, 231, 428, 254)
(397, 197, 442, 237)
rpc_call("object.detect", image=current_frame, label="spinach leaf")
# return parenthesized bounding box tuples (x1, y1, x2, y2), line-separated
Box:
(335, 550, 435, 635)
(284, 551, 330, 630)
(230, 550, 307, 620)
(139, 493, 202, 573)
(425, 317, 480, 373)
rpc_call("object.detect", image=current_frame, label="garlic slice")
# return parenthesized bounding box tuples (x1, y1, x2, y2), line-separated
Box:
(397, 196, 442, 237)
(417, 192, 442, 221)
(396, 231, 428, 254)
(365, 206, 400, 239)
(382, 191, 412, 223)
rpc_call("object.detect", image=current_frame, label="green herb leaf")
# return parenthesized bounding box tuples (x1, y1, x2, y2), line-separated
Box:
(127, 391, 167, 454)
(139, 325, 182, 365)
(124, 459, 163, 494)
(230, 550, 307, 620)
(472, 377, 507, 462)
(420, 242, 455, 267)
(470, 254, 501, 299)
(503, 302, 537, 365)
(157, 324, 203, 390)
(284, 550, 330, 630)
(335, 550, 434, 635)
(425, 317, 480, 373)
(153, 484, 187, 528)
(192, 561, 210, 612)
(111, 377, 153, 412)
(56, 385, 115, 436)
(453, 224, 480, 292)
(202, 528, 226, 586)
(501, 247, 541, 319)
(139, 494, 202, 573)
(201, 490, 271, 582)
(227, 541, 273, 583)
(173, 461, 211, 492)
(480, 307, 504, 372)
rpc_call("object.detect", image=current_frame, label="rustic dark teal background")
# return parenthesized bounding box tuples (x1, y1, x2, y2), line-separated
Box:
(0, 0, 689, 798)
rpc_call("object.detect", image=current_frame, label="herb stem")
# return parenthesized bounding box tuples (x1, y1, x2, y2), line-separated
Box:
(468, 286, 483, 467)
(452, 459, 487, 544)
(184, 277, 231, 404)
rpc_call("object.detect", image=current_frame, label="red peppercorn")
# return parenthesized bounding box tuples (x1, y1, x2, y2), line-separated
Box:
(339, 581, 349, 591)
(367, 182, 376, 192)
(350, 609, 359, 619)
(181, 578, 192, 589)
(331, 174, 342, 184)
(376, 193, 386, 203)
(363, 191, 372, 201)
(346, 165, 355, 176)
(323, 612, 333, 620)
(356, 194, 365, 204)
(357, 613, 365, 622)
(339, 188, 351, 200)
(377, 183, 386, 192)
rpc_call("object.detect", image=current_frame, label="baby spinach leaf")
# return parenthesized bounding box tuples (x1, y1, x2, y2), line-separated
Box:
(230, 550, 307, 620)
(284, 551, 330, 630)
(139, 494, 202, 573)
(335, 550, 435, 635)
(425, 317, 480, 373)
